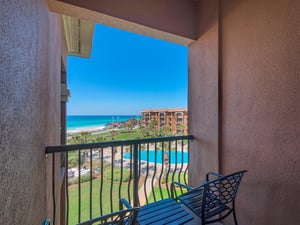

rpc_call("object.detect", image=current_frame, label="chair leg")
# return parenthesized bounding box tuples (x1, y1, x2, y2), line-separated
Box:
(232, 207, 238, 225)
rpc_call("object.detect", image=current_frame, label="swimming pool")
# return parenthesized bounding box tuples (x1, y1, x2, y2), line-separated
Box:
(123, 150, 188, 164)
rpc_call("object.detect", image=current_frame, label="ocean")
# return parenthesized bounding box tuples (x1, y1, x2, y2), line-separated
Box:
(67, 115, 140, 132)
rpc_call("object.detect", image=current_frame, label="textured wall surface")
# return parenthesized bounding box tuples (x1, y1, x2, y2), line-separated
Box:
(188, 0, 220, 186)
(0, 0, 62, 224)
(189, 0, 300, 224)
(221, 0, 300, 224)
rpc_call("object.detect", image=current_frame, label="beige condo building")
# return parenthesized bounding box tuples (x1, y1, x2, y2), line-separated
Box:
(141, 108, 188, 134)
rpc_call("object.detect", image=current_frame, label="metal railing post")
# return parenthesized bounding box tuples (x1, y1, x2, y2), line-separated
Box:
(133, 143, 139, 207)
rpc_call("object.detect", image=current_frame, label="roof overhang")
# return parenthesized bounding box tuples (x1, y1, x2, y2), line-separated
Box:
(47, 0, 194, 46)
(62, 15, 94, 58)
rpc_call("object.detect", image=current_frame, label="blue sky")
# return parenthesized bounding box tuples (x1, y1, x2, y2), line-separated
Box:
(67, 24, 188, 115)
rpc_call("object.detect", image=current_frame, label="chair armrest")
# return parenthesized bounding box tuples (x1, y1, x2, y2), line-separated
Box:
(172, 181, 194, 191)
(120, 198, 133, 209)
(171, 181, 194, 199)
(206, 172, 225, 182)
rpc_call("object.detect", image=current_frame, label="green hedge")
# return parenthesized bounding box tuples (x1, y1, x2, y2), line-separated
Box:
(68, 173, 95, 186)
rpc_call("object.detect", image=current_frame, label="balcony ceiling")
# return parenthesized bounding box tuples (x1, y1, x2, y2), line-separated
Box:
(47, 0, 195, 46)
(62, 15, 94, 58)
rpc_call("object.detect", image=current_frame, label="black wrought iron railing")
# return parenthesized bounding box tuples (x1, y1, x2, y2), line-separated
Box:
(46, 135, 193, 225)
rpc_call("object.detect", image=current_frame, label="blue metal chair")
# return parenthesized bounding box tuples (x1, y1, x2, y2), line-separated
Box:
(77, 207, 139, 225)
(171, 170, 247, 225)
(42, 219, 50, 225)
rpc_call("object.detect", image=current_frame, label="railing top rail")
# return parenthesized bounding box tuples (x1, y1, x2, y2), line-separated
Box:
(45, 135, 193, 154)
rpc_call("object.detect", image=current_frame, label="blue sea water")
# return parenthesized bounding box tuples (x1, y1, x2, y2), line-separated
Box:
(67, 115, 140, 131)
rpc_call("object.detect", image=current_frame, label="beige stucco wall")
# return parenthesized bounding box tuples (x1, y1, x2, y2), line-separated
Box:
(221, 0, 300, 224)
(189, 0, 300, 224)
(188, 0, 220, 185)
(0, 1, 63, 224)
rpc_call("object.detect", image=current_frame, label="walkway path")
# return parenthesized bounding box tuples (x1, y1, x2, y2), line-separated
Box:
(138, 176, 157, 206)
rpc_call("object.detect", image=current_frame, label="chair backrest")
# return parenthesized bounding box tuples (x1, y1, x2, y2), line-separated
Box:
(77, 208, 139, 225)
(202, 170, 247, 215)
(177, 170, 246, 224)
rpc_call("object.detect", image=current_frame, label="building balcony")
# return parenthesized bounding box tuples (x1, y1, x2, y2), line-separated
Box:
(46, 135, 197, 225)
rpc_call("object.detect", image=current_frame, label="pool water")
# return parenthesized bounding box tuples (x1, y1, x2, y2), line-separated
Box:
(123, 150, 188, 164)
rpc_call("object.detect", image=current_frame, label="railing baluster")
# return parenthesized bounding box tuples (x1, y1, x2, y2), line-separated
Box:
(66, 151, 69, 225)
(127, 144, 133, 204)
(78, 149, 81, 224)
(184, 140, 189, 185)
(144, 143, 150, 204)
(158, 141, 164, 200)
(178, 139, 185, 195)
(172, 141, 178, 185)
(138, 144, 142, 204)
(118, 145, 124, 209)
(138, 144, 141, 179)
(100, 147, 104, 216)
(89, 148, 93, 219)
(151, 141, 157, 202)
(110, 146, 114, 213)
(165, 141, 172, 197)
(133, 143, 139, 207)
(52, 153, 56, 225)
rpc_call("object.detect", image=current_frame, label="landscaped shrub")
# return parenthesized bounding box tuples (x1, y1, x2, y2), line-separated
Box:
(68, 173, 95, 186)
(68, 158, 78, 167)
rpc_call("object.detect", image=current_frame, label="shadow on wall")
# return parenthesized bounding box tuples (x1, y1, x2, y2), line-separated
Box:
(195, 0, 243, 38)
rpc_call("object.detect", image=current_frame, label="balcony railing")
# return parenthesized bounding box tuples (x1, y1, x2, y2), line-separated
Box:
(46, 135, 193, 225)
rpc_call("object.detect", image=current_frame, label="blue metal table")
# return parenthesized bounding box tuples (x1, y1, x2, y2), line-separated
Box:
(137, 198, 194, 225)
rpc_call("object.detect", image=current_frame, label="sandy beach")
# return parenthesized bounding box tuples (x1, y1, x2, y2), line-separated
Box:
(67, 126, 108, 137)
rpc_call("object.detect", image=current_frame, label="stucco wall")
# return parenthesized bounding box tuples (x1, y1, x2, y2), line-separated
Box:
(189, 0, 300, 224)
(221, 0, 300, 224)
(188, 0, 220, 185)
(0, 1, 62, 224)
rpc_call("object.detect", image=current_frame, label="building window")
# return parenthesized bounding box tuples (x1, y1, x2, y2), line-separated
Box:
(176, 118, 183, 123)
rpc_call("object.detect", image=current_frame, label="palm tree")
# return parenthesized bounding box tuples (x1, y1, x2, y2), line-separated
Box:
(137, 125, 148, 138)
(109, 130, 118, 167)
(127, 120, 135, 132)
(71, 135, 81, 144)
(80, 131, 90, 143)
(176, 124, 186, 135)
(94, 136, 104, 158)
(93, 136, 104, 174)
(160, 126, 172, 137)
(79, 131, 91, 162)
(148, 119, 159, 137)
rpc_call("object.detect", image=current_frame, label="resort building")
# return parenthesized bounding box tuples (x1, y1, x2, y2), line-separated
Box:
(0, 1, 299, 225)
(141, 108, 188, 134)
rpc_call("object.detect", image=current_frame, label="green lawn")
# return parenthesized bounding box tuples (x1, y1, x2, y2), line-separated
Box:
(68, 178, 132, 225)
(67, 173, 188, 224)
(146, 185, 188, 204)
(68, 129, 142, 145)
